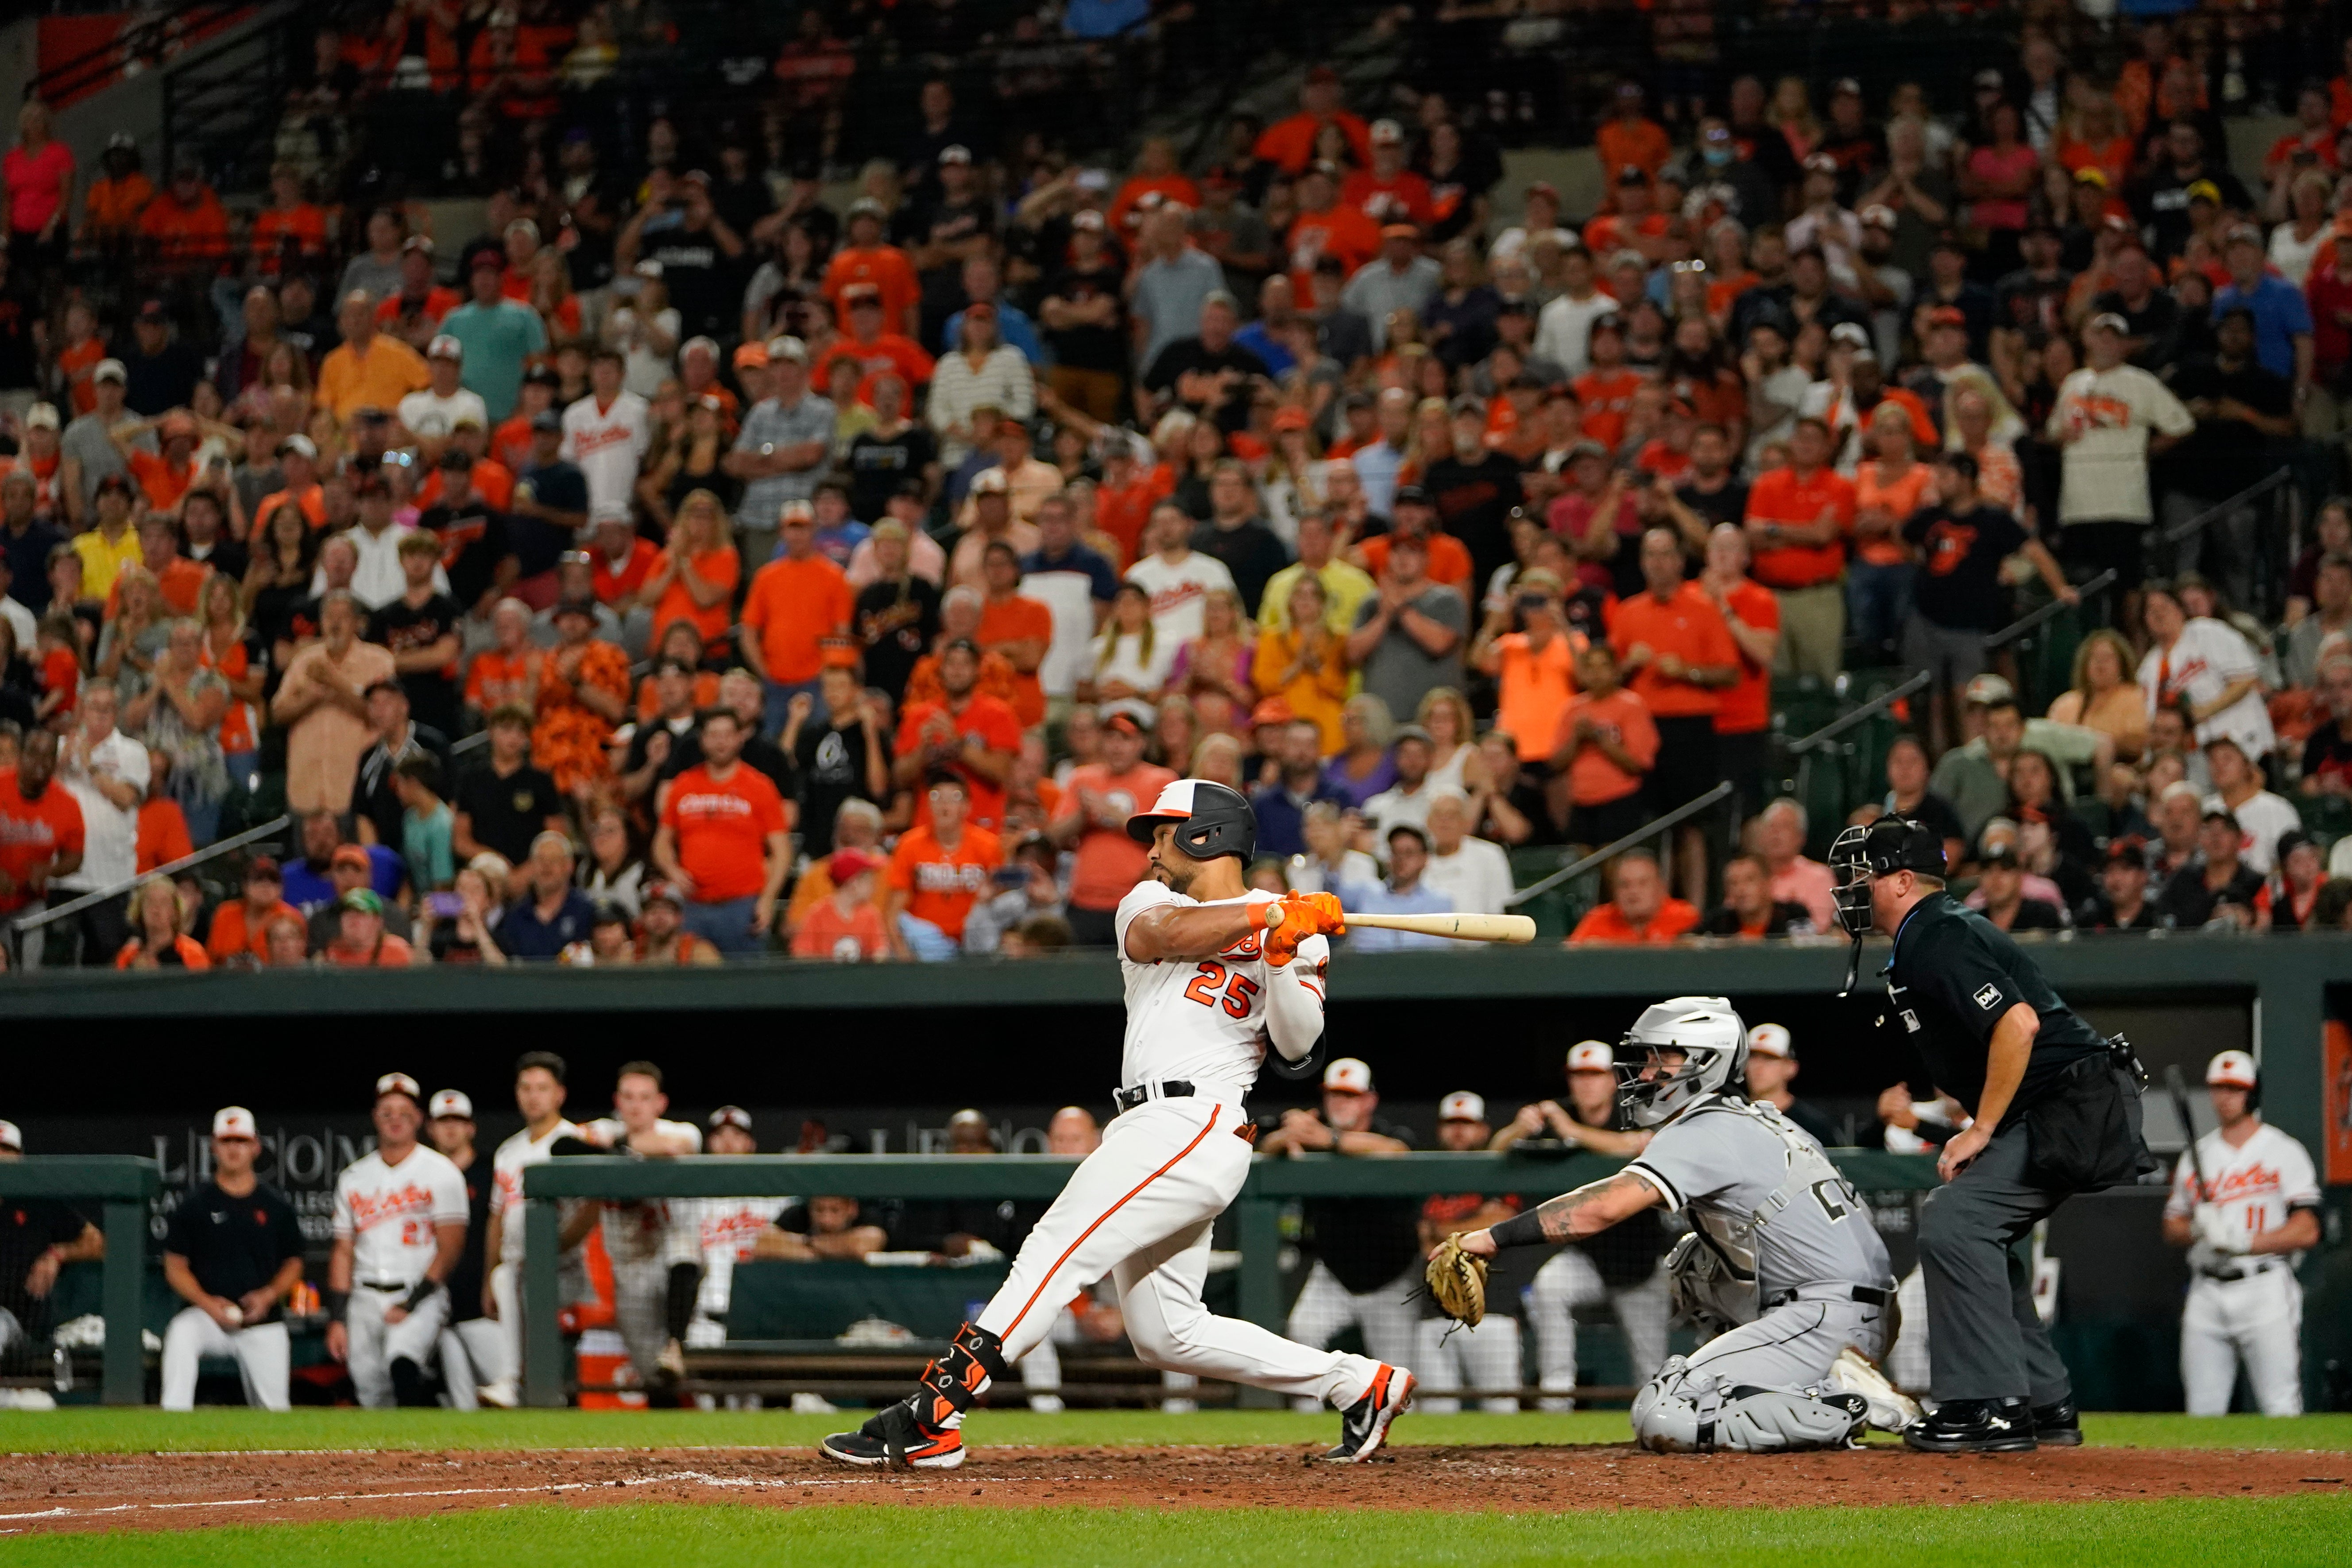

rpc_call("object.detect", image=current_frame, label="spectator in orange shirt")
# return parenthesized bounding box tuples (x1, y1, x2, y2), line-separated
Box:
(976, 540, 1053, 728)
(1253, 66, 1372, 175)
(250, 162, 329, 276)
(1596, 81, 1673, 182)
(893, 637, 1023, 832)
(111, 407, 212, 512)
(375, 236, 461, 348)
(205, 855, 301, 965)
(317, 290, 431, 426)
(134, 747, 193, 871)
(1286, 164, 1382, 311)
(1848, 401, 1934, 665)
(1048, 707, 1176, 945)
(1697, 522, 1781, 829)
(135, 153, 230, 266)
(791, 848, 891, 962)
(81, 132, 153, 247)
(1573, 315, 1644, 453)
(1109, 136, 1203, 234)
(822, 197, 922, 337)
(654, 707, 793, 956)
(1547, 639, 1655, 847)
(1741, 417, 1854, 679)
(115, 874, 209, 970)
(885, 771, 1004, 959)
(588, 508, 658, 610)
(636, 488, 739, 649)
(1354, 485, 1473, 590)
(1474, 566, 1583, 769)
(740, 499, 855, 734)
(321, 887, 414, 966)
(1566, 848, 1699, 945)
(1609, 526, 1739, 904)
(817, 284, 936, 399)
(135, 509, 211, 615)
(1340, 120, 1436, 227)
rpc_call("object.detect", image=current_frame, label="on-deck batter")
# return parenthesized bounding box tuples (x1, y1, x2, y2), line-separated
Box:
(325, 1073, 468, 1408)
(2162, 1050, 2319, 1417)
(822, 777, 1413, 1469)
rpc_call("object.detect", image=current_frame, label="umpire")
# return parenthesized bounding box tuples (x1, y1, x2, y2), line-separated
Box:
(1831, 817, 2153, 1453)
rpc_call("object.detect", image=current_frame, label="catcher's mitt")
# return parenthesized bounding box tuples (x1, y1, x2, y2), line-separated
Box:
(1424, 1233, 1489, 1328)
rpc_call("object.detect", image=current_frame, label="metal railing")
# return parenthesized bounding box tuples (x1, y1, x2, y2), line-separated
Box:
(2159, 466, 2294, 547)
(0, 1158, 161, 1406)
(1504, 781, 1732, 909)
(4, 814, 289, 956)
(1787, 670, 1932, 753)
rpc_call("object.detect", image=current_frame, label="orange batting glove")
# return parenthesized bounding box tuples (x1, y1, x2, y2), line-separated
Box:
(1257, 893, 1345, 966)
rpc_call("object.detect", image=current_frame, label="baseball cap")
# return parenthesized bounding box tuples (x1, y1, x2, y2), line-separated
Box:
(23, 402, 58, 431)
(1831, 77, 1862, 97)
(330, 844, 372, 873)
(429, 1089, 474, 1121)
(1250, 696, 1295, 727)
(339, 888, 387, 916)
(2102, 835, 2149, 869)
(93, 358, 127, 384)
(710, 1105, 754, 1134)
(766, 335, 808, 364)
(1438, 1090, 1486, 1124)
(2074, 166, 2109, 189)
(402, 234, 436, 256)
(843, 281, 882, 305)
(779, 498, 816, 524)
(1926, 305, 1967, 330)
(2205, 1050, 2258, 1089)
(427, 333, 463, 361)
(246, 855, 282, 881)
(2186, 179, 2222, 205)
(531, 409, 564, 433)
(375, 1070, 422, 1102)
(1323, 1057, 1374, 1094)
(1567, 1040, 1614, 1074)
(1962, 672, 2016, 707)
(828, 848, 884, 884)
(0, 1120, 19, 1153)
(1859, 204, 1897, 231)
(938, 143, 972, 166)
(279, 433, 318, 460)
(212, 1106, 258, 1140)
(1102, 706, 1149, 738)
(1393, 483, 1431, 506)
(641, 879, 685, 910)
(733, 340, 769, 370)
(2086, 311, 2130, 336)
(2201, 806, 2241, 834)
(848, 196, 888, 220)
(970, 467, 1010, 495)
(1370, 118, 1404, 146)
(1747, 1023, 1794, 1060)
(1830, 321, 1871, 348)
(553, 593, 598, 622)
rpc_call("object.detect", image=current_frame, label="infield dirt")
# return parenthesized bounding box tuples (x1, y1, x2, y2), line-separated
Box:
(3, 1442, 2348, 1534)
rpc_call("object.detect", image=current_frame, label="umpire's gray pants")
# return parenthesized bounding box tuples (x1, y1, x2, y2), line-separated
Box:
(1916, 1117, 2071, 1405)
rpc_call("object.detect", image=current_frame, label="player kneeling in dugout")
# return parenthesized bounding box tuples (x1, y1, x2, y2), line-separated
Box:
(1427, 996, 1920, 1452)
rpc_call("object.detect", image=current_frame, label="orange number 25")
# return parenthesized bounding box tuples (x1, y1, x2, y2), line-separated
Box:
(1182, 961, 1261, 1018)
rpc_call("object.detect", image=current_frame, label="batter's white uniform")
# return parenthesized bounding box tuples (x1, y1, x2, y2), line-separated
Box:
(484, 1116, 583, 1394)
(584, 1117, 705, 1378)
(2165, 1120, 2317, 1417)
(331, 1145, 469, 1408)
(969, 881, 1384, 1410)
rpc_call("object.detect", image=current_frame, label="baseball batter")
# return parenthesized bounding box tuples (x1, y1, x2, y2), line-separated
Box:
(326, 1073, 469, 1408)
(582, 1061, 704, 1386)
(478, 1051, 582, 1409)
(2163, 1050, 2319, 1417)
(1439, 997, 1916, 1452)
(823, 779, 1412, 1469)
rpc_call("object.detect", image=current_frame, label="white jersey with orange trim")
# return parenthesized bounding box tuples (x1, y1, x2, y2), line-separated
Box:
(692, 1199, 790, 1316)
(2163, 1121, 2320, 1246)
(332, 1145, 469, 1286)
(1112, 880, 1330, 1098)
(489, 1117, 582, 1267)
(558, 389, 652, 513)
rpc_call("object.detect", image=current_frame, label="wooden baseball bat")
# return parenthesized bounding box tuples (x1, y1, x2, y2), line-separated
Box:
(1340, 911, 1537, 943)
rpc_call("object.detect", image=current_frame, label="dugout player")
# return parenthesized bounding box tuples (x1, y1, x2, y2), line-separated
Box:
(1830, 816, 2153, 1453)
(326, 1073, 469, 1408)
(1451, 997, 1915, 1452)
(426, 1089, 504, 1410)
(0, 1121, 104, 1397)
(1413, 1092, 1524, 1414)
(2163, 1051, 2318, 1416)
(480, 1051, 581, 1409)
(160, 1108, 305, 1411)
(582, 1061, 703, 1387)
(822, 779, 1411, 1471)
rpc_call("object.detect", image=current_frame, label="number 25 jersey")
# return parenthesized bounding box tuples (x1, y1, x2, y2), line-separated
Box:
(1113, 880, 1328, 1100)
(332, 1145, 469, 1286)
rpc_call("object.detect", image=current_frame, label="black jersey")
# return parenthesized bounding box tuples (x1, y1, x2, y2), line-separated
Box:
(162, 1180, 304, 1317)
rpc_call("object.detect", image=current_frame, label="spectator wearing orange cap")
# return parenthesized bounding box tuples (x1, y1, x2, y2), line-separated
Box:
(740, 498, 855, 736)
(1566, 847, 1698, 945)
(1253, 66, 1371, 176)
(792, 847, 891, 961)
(654, 706, 793, 956)
(1048, 706, 1176, 945)
(884, 770, 1003, 959)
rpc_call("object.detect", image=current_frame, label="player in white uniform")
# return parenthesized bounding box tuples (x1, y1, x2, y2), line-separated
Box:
(477, 1050, 582, 1409)
(326, 1073, 470, 1408)
(686, 1106, 788, 1410)
(2163, 1050, 2320, 1417)
(824, 779, 1412, 1469)
(582, 1061, 704, 1386)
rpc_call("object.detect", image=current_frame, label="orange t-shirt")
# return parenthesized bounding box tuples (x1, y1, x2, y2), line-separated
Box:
(741, 553, 854, 685)
(1574, 369, 1645, 452)
(1713, 578, 1779, 737)
(57, 338, 104, 416)
(1596, 118, 1673, 178)
(116, 934, 212, 969)
(0, 768, 82, 915)
(894, 694, 1024, 832)
(660, 761, 788, 903)
(1607, 583, 1738, 719)
(1493, 630, 1582, 765)
(886, 823, 1004, 942)
(39, 646, 77, 717)
(1743, 463, 1856, 589)
(1060, 761, 1177, 911)
(326, 932, 414, 967)
(206, 897, 302, 964)
(1096, 472, 1174, 568)
(128, 449, 196, 511)
(466, 647, 539, 711)
(791, 895, 890, 961)
(1109, 173, 1204, 234)
(1253, 111, 1372, 175)
(255, 485, 328, 535)
(1357, 531, 1472, 589)
(1558, 686, 1656, 807)
(650, 546, 741, 646)
(136, 797, 193, 873)
(153, 557, 210, 616)
(251, 203, 329, 266)
(1287, 205, 1382, 311)
(1852, 461, 1935, 569)
(1568, 896, 1700, 945)
(976, 592, 1055, 727)
(592, 537, 661, 606)
(821, 245, 922, 328)
(635, 671, 720, 721)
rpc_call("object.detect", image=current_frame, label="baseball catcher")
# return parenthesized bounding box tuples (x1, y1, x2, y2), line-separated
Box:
(1427, 995, 1919, 1452)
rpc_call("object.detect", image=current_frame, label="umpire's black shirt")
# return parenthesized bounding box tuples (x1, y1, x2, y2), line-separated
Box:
(163, 1180, 304, 1318)
(1887, 892, 2106, 1125)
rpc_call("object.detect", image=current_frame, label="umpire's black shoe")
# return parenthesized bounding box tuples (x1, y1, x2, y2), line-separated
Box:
(1902, 1398, 2037, 1453)
(2032, 1398, 2083, 1447)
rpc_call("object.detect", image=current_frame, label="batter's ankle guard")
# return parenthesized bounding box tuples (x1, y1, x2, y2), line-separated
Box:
(916, 1322, 1010, 1432)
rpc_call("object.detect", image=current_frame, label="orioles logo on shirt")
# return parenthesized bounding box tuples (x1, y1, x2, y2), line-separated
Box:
(1924, 521, 1978, 577)
(2187, 1161, 2290, 1206)
(344, 1182, 437, 1232)
(912, 861, 990, 893)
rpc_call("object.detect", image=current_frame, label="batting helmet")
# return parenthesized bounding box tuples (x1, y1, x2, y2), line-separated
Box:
(1126, 778, 1257, 862)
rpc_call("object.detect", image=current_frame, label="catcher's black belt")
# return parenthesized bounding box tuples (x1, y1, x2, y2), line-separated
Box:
(1114, 1080, 1193, 1114)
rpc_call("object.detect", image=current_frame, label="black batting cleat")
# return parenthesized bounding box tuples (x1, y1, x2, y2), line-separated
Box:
(1323, 1364, 1414, 1462)
(1902, 1397, 2038, 1454)
(819, 1396, 966, 1470)
(2032, 1397, 2082, 1447)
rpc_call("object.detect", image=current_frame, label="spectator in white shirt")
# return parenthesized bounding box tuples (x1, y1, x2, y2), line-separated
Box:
(48, 678, 149, 964)
(317, 467, 445, 610)
(1123, 501, 1235, 649)
(395, 336, 490, 456)
(1420, 792, 1513, 914)
(1361, 726, 1441, 850)
(560, 347, 653, 516)
(2201, 734, 2301, 875)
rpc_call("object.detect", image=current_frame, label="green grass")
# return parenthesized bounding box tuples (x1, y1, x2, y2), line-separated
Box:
(3, 1407, 2349, 1455)
(3, 1498, 2348, 1566)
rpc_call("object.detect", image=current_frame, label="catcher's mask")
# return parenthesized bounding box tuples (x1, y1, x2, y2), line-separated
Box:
(1613, 995, 1749, 1129)
(1827, 815, 1946, 993)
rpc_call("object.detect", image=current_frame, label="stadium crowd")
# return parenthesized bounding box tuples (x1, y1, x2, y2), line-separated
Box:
(10, 3, 2352, 968)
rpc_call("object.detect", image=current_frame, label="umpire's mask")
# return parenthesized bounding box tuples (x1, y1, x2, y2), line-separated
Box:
(1827, 816, 1946, 994)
